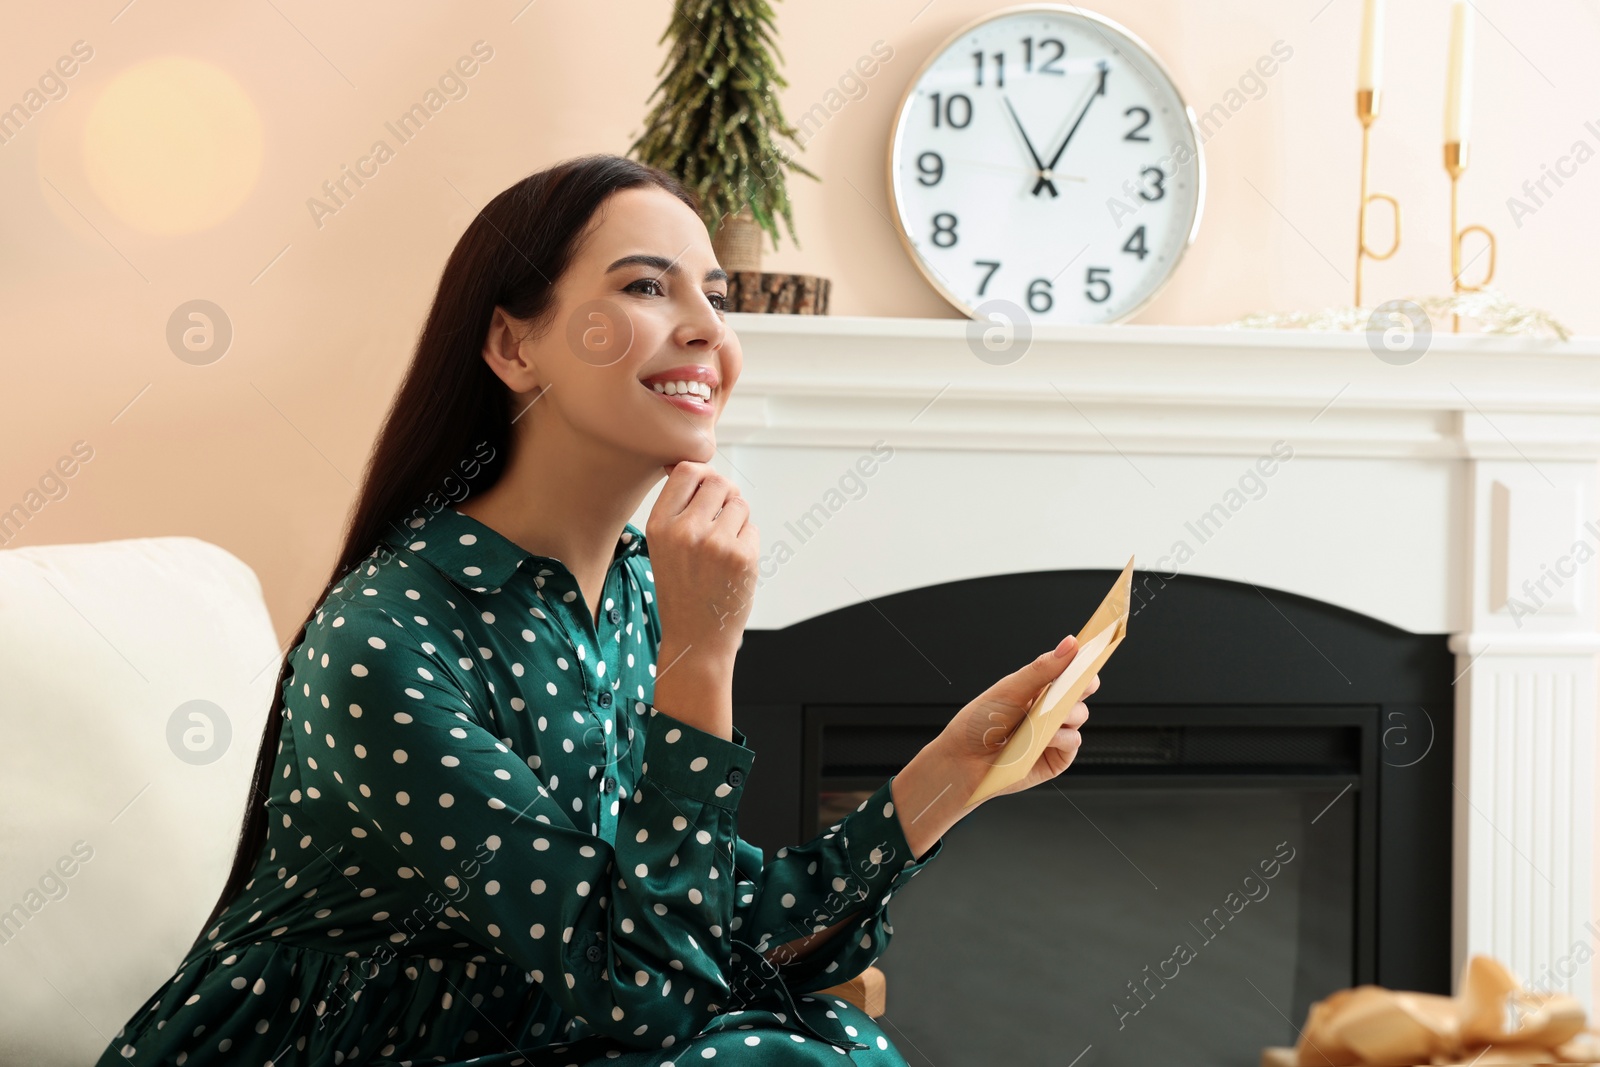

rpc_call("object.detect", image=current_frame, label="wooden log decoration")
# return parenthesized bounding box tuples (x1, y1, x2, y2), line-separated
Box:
(726, 271, 831, 315)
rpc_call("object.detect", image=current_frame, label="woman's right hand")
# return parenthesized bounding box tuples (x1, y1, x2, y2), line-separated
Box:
(646, 461, 760, 674)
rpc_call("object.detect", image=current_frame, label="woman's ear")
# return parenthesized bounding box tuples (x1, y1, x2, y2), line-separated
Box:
(482, 306, 543, 392)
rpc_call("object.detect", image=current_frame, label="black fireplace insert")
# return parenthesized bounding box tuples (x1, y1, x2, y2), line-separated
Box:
(732, 568, 1453, 1067)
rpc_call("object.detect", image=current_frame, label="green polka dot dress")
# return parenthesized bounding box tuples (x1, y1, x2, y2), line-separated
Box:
(97, 504, 942, 1065)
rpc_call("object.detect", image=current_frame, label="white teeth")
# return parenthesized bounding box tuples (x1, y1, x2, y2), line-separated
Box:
(652, 380, 712, 400)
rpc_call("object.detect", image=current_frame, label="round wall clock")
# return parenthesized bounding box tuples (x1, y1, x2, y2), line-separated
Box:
(886, 4, 1204, 325)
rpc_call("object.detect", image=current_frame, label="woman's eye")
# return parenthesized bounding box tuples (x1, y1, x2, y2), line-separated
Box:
(625, 278, 727, 312)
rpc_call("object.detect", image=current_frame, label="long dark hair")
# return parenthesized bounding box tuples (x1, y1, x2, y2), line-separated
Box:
(199, 153, 701, 936)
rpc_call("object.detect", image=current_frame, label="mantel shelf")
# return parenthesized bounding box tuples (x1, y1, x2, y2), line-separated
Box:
(718, 314, 1600, 460)
(727, 312, 1600, 353)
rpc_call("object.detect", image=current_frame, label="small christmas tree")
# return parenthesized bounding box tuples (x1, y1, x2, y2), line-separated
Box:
(628, 0, 818, 271)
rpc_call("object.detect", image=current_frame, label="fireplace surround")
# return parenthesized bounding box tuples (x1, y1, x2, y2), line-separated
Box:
(687, 314, 1600, 1017)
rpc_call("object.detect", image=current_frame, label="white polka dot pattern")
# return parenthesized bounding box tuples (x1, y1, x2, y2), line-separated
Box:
(295, 613, 758, 1044)
(90, 505, 936, 1066)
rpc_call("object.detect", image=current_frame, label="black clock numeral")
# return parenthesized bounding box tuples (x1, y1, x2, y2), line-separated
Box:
(1027, 277, 1053, 313)
(1122, 225, 1149, 261)
(972, 50, 1006, 88)
(916, 151, 944, 186)
(1124, 106, 1152, 141)
(1138, 166, 1166, 202)
(930, 92, 972, 129)
(975, 260, 1001, 296)
(1085, 267, 1112, 304)
(1021, 36, 1066, 75)
(931, 212, 959, 248)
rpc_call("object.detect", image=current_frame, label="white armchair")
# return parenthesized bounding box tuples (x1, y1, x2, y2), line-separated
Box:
(0, 536, 279, 1066)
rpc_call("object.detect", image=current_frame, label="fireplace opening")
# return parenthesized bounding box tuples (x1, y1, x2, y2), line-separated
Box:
(734, 568, 1454, 1066)
(812, 705, 1364, 1065)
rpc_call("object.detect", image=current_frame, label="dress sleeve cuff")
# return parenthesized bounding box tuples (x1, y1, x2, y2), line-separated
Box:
(838, 775, 944, 904)
(640, 704, 756, 811)
(767, 775, 943, 991)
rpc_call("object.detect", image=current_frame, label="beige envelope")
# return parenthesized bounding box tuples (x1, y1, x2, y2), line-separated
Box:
(965, 555, 1135, 807)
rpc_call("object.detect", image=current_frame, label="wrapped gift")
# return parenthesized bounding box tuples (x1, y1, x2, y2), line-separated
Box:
(1260, 956, 1597, 1067)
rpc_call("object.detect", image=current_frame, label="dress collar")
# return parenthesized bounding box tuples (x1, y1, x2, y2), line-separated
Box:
(379, 505, 647, 593)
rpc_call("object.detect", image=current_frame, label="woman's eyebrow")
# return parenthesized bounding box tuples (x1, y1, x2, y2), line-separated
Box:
(606, 253, 728, 284)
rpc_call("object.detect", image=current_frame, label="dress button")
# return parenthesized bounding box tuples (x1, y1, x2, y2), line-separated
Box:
(726, 768, 744, 788)
(585, 945, 603, 963)
(597, 689, 613, 709)
(601, 776, 616, 793)
(607, 606, 621, 625)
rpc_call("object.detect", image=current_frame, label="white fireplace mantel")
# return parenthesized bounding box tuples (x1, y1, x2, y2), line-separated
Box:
(696, 313, 1600, 1008)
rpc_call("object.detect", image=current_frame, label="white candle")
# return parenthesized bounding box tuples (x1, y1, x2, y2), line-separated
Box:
(1358, 0, 1384, 92)
(1444, 0, 1474, 144)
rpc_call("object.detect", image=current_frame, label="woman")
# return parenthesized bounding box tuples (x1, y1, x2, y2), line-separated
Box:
(95, 154, 1098, 1066)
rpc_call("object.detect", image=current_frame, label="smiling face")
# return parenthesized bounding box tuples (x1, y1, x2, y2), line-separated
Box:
(483, 184, 741, 470)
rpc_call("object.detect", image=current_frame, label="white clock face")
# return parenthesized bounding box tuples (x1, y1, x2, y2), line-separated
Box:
(888, 6, 1203, 325)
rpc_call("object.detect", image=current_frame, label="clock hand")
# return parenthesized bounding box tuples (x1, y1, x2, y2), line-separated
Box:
(1034, 60, 1109, 197)
(1001, 95, 1055, 196)
(953, 157, 1087, 182)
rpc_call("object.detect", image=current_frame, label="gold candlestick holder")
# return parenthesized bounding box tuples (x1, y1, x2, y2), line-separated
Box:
(1355, 88, 1401, 308)
(1445, 140, 1497, 333)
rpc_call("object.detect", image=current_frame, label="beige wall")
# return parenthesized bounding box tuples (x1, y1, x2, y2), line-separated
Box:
(5, 0, 1596, 632)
